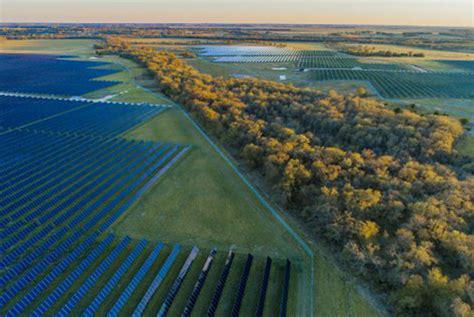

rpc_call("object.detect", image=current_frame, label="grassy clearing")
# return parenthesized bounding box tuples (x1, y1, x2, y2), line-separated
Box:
(282, 42, 332, 50)
(340, 43, 474, 71)
(83, 56, 170, 104)
(188, 58, 294, 79)
(188, 57, 312, 87)
(407, 98, 474, 119)
(0, 39, 97, 55)
(118, 107, 300, 258)
(341, 43, 474, 61)
(457, 136, 474, 157)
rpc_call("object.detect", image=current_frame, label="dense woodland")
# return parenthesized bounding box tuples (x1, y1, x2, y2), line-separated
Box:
(343, 45, 425, 57)
(98, 37, 474, 316)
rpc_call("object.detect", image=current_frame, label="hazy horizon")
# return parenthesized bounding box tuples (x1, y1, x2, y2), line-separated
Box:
(1, 0, 473, 27)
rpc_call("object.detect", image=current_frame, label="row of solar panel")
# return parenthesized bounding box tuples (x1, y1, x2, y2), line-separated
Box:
(21, 103, 165, 138)
(4, 234, 291, 316)
(2, 143, 189, 296)
(0, 95, 167, 138)
(0, 140, 135, 216)
(0, 140, 148, 219)
(1, 143, 186, 273)
(0, 133, 105, 190)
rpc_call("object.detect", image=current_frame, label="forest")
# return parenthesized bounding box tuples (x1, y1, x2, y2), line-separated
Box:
(98, 37, 474, 316)
(343, 45, 425, 57)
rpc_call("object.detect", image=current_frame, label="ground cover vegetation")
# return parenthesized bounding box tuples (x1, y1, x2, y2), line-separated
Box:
(98, 37, 474, 316)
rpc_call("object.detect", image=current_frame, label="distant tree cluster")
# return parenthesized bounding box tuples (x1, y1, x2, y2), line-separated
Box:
(101, 37, 473, 316)
(345, 45, 425, 57)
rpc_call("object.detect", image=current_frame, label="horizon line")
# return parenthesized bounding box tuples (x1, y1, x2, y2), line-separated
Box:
(1, 21, 473, 28)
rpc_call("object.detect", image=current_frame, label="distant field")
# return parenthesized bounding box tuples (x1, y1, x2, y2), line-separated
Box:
(0, 39, 97, 55)
(339, 43, 474, 71)
(282, 42, 332, 50)
(188, 57, 306, 83)
(407, 98, 474, 119)
(341, 43, 474, 60)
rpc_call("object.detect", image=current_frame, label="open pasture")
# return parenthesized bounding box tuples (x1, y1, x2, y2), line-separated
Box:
(0, 39, 97, 56)
(309, 69, 474, 99)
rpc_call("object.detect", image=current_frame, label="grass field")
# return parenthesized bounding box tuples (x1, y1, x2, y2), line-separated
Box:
(338, 43, 474, 71)
(0, 39, 97, 55)
(457, 136, 474, 157)
(1, 39, 387, 316)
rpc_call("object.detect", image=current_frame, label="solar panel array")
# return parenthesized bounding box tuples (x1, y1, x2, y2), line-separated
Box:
(0, 53, 294, 315)
(0, 53, 120, 96)
(0, 99, 291, 316)
(214, 55, 300, 63)
(196, 45, 348, 65)
(196, 45, 297, 57)
(194, 46, 474, 99)
(310, 69, 474, 99)
(439, 60, 474, 71)
(297, 57, 410, 71)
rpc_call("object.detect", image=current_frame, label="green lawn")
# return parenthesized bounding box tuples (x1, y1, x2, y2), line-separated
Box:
(119, 107, 300, 257)
(82, 56, 170, 104)
(188, 57, 310, 86)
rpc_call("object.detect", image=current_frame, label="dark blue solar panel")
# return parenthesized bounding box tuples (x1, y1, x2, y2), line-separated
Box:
(0, 53, 120, 96)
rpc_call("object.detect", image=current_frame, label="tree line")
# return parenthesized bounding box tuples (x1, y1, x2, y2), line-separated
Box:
(344, 45, 425, 57)
(98, 37, 473, 316)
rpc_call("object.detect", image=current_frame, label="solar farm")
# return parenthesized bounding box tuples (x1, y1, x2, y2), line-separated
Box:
(0, 54, 120, 96)
(309, 69, 474, 99)
(197, 45, 345, 64)
(0, 54, 294, 316)
(297, 57, 409, 71)
(194, 45, 474, 100)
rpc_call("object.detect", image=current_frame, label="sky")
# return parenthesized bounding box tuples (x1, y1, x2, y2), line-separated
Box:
(1, 0, 473, 27)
